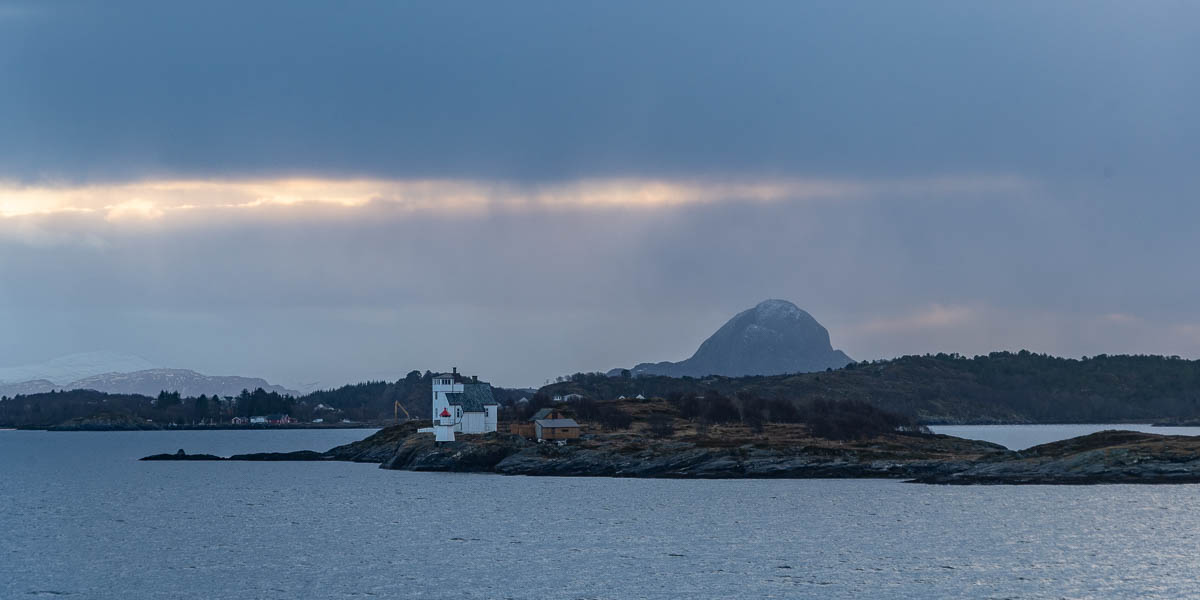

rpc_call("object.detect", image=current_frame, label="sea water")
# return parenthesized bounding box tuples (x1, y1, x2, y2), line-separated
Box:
(3, 428, 1199, 599)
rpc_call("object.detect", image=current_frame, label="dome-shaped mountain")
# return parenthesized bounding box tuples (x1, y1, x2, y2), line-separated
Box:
(614, 300, 853, 378)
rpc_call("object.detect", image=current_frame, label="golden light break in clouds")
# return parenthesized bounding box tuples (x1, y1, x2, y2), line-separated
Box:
(0, 175, 1031, 223)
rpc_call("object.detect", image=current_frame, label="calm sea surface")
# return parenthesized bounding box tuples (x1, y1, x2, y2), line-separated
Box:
(3, 427, 1200, 599)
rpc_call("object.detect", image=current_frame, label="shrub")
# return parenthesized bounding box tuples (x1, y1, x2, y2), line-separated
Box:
(647, 413, 675, 438)
(802, 399, 928, 441)
(700, 392, 740, 424)
(597, 406, 634, 430)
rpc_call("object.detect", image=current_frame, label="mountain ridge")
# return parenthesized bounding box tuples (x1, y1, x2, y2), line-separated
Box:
(0, 351, 157, 385)
(0, 368, 297, 398)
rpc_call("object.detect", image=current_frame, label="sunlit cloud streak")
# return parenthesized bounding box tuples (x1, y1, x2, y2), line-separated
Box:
(0, 174, 1031, 223)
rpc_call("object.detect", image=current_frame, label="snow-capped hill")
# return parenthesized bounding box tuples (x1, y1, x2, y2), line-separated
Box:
(611, 299, 853, 378)
(0, 352, 157, 385)
(0, 379, 59, 397)
(0, 368, 297, 398)
(66, 369, 298, 398)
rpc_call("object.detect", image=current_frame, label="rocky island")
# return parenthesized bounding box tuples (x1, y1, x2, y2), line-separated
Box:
(143, 419, 1006, 479)
(141, 397, 1200, 485)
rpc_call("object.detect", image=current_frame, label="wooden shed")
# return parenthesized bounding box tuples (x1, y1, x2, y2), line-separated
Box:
(508, 422, 536, 437)
(535, 418, 581, 441)
(509, 408, 569, 438)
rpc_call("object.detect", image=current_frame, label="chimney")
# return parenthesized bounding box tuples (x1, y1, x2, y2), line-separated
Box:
(472, 375, 478, 382)
(452, 367, 457, 375)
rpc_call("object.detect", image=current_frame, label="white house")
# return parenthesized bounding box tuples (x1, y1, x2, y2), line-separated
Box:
(430, 368, 499, 442)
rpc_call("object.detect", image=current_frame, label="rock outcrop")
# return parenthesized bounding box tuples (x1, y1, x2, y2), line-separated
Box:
(912, 430, 1200, 485)
(142, 449, 328, 461)
(142, 449, 225, 461)
(482, 432, 998, 479)
(359, 429, 1002, 479)
(612, 300, 853, 378)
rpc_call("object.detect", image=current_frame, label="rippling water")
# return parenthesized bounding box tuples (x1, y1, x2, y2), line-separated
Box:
(3, 429, 1200, 599)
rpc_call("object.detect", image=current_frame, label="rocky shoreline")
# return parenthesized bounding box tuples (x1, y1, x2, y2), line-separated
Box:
(373, 430, 996, 480)
(42, 413, 378, 431)
(911, 430, 1200, 485)
(141, 423, 1200, 485)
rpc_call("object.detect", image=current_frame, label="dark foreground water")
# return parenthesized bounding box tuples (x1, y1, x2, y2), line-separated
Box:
(3, 429, 1200, 599)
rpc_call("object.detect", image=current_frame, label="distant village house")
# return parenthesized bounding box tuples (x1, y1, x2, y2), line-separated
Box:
(246, 414, 293, 425)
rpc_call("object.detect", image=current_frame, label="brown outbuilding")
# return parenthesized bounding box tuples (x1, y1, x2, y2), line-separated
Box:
(535, 418, 581, 441)
(509, 408, 568, 438)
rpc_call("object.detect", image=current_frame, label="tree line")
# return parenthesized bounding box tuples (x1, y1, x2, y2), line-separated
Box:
(0, 369, 530, 428)
(539, 351, 1200, 424)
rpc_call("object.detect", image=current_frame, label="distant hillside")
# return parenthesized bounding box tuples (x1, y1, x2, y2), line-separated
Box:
(0, 352, 302, 398)
(559, 352, 1200, 424)
(0, 351, 157, 386)
(67, 369, 298, 397)
(610, 300, 852, 378)
(0, 368, 297, 398)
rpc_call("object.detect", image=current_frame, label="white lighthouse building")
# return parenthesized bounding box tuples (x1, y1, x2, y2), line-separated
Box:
(430, 368, 499, 442)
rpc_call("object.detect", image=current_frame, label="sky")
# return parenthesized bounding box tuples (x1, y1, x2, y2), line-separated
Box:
(2, 1, 1199, 389)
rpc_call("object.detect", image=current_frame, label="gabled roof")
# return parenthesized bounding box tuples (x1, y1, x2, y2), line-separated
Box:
(432, 371, 490, 386)
(535, 418, 580, 428)
(445, 383, 498, 412)
(530, 408, 557, 421)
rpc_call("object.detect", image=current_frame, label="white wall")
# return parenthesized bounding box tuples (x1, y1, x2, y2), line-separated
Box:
(483, 405, 498, 432)
(461, 411, 484, 433)
(431, 377, 464, 427)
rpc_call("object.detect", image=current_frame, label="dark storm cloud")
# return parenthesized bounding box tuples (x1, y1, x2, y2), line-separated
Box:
(1, 1, 1197, 184)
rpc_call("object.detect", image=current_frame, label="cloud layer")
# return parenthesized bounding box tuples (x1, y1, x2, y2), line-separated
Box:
(2, 2, 1198, 185)
(0, 174, 1031, 221)
(4, 176, 1199, 387)
(1, 2, 1198, 387)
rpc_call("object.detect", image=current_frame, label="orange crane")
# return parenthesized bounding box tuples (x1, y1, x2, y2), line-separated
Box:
(394, 401, 411, 424)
